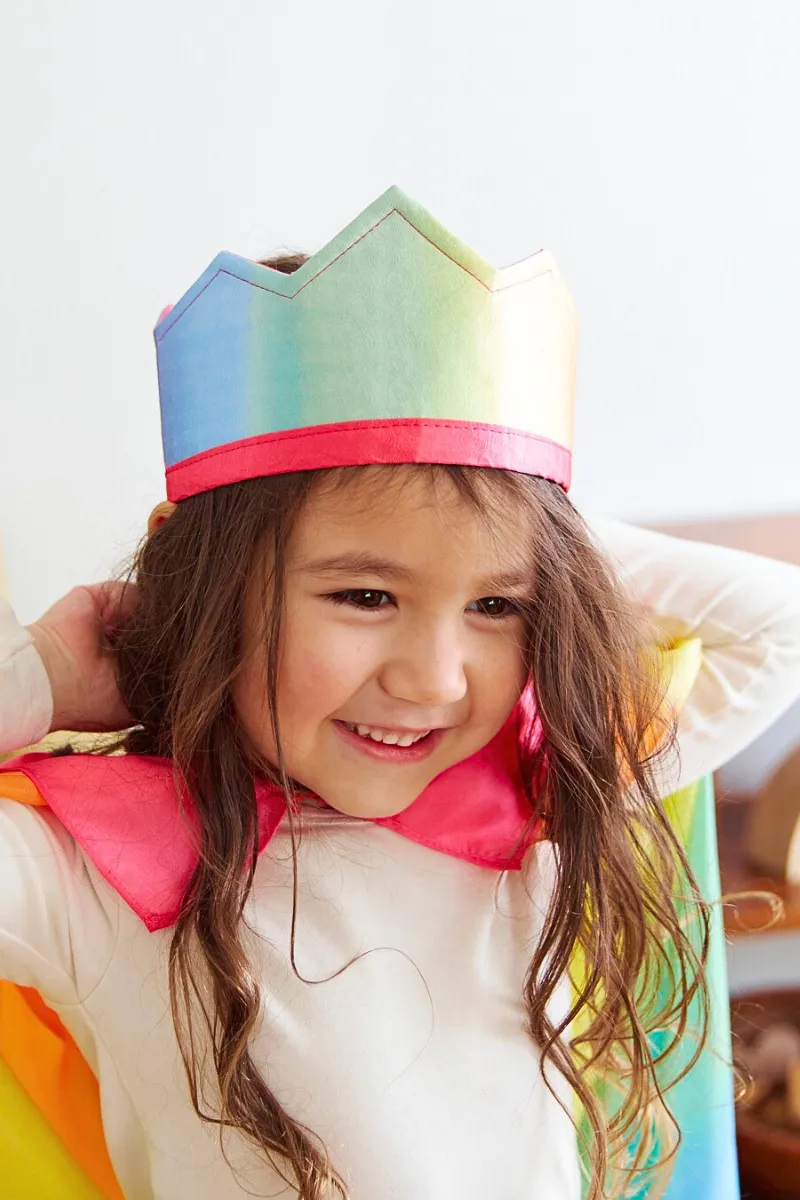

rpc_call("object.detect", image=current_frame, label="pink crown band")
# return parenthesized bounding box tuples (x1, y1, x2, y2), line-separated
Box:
(164, 418, 572, 502)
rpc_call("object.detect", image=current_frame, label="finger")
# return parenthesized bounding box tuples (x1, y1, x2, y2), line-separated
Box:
(91, 581, 139, 631)
(83, 582, 139, 648)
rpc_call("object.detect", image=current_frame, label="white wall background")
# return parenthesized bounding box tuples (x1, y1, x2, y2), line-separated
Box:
(1, 0, 799, 627)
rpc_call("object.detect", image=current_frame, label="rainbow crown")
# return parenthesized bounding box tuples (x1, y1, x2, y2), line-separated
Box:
(154, 186, 578, 501)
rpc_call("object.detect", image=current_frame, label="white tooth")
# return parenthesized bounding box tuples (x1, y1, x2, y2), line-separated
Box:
(351, 724, 432, 746)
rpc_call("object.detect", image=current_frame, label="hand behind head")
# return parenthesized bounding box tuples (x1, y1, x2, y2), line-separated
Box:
(27, 582, 138, 733)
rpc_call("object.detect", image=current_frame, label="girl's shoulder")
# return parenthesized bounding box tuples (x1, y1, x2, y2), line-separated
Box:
(0, 770, 121, 1000)
(0, 752, 194, 933)
(0, 763, 96, 884)
(0, 752, 286, 934)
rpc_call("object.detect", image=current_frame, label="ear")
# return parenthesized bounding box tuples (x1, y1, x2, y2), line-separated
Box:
(147, 501, 177, 536)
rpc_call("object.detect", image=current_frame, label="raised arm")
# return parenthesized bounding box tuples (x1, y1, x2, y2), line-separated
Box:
(0, 596, 118, 996)
(0, 597, 53, 754)
(587, 516, 800, 795)
(0, 584, 135, 755)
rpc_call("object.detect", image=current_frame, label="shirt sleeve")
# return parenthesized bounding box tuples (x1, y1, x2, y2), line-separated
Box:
(0, 797, 118, 1002)
(0, 596, 53, 754)
(587, 517, 800, 795)
(0, 600, 116, 999)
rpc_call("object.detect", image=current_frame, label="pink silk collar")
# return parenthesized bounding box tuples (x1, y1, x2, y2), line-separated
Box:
(0, 702, 543, 932)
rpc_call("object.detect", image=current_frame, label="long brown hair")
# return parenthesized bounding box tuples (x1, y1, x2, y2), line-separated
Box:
(111, 254, 710, 1199)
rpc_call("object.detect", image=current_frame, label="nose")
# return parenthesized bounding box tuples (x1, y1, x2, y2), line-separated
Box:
(378, 620, 468, 709)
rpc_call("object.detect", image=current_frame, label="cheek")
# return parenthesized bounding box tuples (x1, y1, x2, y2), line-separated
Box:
(477, 633, 528, 717)
(277, 616, 373, 726)
(231, 649, 273, 753)
(234, 651, 344, 762)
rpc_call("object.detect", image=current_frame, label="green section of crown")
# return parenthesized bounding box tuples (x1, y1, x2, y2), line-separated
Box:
(288, 186, 500, 294)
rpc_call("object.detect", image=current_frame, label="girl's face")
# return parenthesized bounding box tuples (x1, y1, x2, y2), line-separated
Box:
(234, 469, 530, 818)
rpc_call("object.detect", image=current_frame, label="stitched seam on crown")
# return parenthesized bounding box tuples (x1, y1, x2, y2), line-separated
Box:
(155, 269, 225, 341)
(156, 208, 550, 340)
(166, 421, 568, 473)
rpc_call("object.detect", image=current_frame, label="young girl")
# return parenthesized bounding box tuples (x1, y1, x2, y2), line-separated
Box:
(2, 187, 800, 1200)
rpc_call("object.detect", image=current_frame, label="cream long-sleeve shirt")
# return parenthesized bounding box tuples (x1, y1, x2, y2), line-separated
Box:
(2, 521, 800, 1199)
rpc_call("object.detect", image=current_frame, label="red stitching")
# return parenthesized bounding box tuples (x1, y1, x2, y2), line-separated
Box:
(157, 208, 549, 340)
(156, 269, 224, 342)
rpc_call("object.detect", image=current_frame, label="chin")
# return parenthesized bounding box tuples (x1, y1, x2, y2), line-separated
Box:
(318, 790, 421, 820)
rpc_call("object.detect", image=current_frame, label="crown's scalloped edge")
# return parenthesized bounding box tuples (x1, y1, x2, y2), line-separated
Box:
(155, 186, 573, 339)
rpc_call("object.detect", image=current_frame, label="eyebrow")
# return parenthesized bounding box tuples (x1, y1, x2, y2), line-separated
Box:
(296, 551, 530, 593)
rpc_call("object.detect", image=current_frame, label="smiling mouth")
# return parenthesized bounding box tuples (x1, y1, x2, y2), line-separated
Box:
(342, 723, 433, 747)
(333, 720, 444, 762)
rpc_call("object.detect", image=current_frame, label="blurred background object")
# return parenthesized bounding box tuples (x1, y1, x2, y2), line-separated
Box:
(745, 750, 800, 884)
(731, 989, 800, 1199)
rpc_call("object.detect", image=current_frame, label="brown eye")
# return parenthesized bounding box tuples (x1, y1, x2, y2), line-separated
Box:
(470, 597, 517, 618)
(327, 589, 392, 610)
(355, 590, 387, 609)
